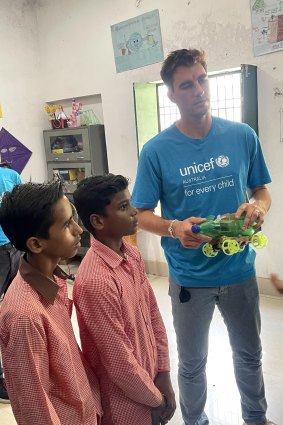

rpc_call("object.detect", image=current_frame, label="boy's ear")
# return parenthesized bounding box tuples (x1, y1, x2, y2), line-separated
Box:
(90, 214, 104, 231)
(26, 237, 44, 254)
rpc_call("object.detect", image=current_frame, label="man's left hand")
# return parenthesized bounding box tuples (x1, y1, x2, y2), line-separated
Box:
(235, 202, 266, 230)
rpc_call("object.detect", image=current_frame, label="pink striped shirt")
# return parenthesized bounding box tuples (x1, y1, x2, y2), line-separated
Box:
(0, 256, 102, 425)
(73, 238, 170, 425)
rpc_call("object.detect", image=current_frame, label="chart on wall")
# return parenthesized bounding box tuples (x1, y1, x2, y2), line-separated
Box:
(251, 0, 283, 56)
(111, 9, 164, 73)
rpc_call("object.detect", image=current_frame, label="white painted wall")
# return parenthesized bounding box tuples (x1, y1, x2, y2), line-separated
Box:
(0, 0, 46, 182)
(1, 0, 283, 279)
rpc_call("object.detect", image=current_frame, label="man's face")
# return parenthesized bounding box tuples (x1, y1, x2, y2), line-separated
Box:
(101, 189, 138, 239)
(168, 63, 210, 120)
(40, 196, 83, 260)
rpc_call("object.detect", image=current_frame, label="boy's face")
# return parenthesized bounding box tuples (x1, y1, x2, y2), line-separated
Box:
(101, 189, 138, 238)
(39, 196, 83, 260)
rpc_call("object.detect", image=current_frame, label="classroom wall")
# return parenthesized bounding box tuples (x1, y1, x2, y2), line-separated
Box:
(1, 0, 283, 279)
(0, 0, 46, 182)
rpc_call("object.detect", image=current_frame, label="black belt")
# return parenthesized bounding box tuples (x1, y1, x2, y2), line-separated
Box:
(0, 243, 13, 251)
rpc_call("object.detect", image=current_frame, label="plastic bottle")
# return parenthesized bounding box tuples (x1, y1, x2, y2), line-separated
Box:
(191, 216, 255, 238)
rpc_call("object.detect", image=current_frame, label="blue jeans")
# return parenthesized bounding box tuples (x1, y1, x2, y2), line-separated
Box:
(169, 276, 267, 425)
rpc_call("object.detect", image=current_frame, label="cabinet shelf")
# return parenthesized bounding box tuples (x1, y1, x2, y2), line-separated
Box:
(43, 124, 108, 256)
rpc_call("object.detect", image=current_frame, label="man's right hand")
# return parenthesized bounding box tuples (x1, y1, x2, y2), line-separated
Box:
(173, 217, 211, 248)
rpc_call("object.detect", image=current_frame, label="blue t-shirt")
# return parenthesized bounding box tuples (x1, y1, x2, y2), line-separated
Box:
(0, 168, 22, 245)
(132, 117, 272, 287)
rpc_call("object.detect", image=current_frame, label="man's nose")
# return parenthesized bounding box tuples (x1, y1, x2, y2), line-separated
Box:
(194, 81, 204, 96)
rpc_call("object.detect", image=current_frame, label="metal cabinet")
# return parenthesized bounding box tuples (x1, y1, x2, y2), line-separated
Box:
(44, 125, 108, 255)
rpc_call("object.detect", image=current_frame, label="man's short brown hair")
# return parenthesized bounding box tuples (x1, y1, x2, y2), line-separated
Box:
(160, 49, 207, 90)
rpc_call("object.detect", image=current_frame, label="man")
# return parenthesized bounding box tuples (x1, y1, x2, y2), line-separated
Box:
(132, 49, 274, 425)
(0, 161, 22, 403)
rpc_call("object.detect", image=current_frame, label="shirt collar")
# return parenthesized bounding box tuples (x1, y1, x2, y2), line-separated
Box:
(19, 255, 70, 304)
(90, 237, 131, 269)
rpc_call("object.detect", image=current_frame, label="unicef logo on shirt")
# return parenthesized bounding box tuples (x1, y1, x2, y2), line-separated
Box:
(179, 156, 230, 177)
(215, 155, 229, 168)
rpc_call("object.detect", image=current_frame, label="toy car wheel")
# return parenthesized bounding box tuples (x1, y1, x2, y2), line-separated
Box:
(202, 243, 218, 257)
(251, 233, 268, 249)
(222, 239, 240, 256)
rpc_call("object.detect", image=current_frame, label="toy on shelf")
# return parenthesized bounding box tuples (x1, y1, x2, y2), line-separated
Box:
(44, 104, 67, 129)
(81, 109, 100, 126)
(44, 99, 99, 129)
(56, 105, 68, 128)
(68, 98, 82, 128)
(44, 104, 57, 128)
(191, 213, 268, 257)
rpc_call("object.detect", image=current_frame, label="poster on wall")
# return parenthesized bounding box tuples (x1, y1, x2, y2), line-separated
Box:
(250, 0, 283, 56)
(111, 9, 164, 73)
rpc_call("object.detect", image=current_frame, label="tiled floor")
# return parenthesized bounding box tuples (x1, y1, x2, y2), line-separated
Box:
(1, 274, 283, 425)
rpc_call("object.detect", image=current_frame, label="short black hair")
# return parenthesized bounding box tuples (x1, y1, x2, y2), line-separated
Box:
(160, 48, 207, 90)
(73, 174, 129, 234)
(0, 181, 64, 252)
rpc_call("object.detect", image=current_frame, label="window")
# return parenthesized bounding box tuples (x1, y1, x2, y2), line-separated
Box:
(157, 68, 242, 132)
(209, 69, 241, 122)
(157, 84, 180, 131)
(134, 65, 258, 155)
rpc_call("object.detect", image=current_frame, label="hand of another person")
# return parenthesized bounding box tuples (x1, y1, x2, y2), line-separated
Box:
(234, 202, 266, 230)
(173, 217, 211, 248)
(154, 372, 176, 423)
(270, 274, 283, 294)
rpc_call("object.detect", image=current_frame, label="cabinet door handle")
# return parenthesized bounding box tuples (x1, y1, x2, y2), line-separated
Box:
(77, 156, 84, 159)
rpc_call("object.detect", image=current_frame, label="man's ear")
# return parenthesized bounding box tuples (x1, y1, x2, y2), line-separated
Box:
(90, 214, 104, 231)
(26, 237, 44, 254)
(167, 89, 176, 104)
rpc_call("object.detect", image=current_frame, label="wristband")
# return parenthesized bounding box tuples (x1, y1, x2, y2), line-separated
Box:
(168, 219, 177, 238)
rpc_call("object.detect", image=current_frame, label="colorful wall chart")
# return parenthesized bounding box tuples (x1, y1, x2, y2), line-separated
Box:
(111, 9, 164, 73)
(251, 0, 283, 56)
